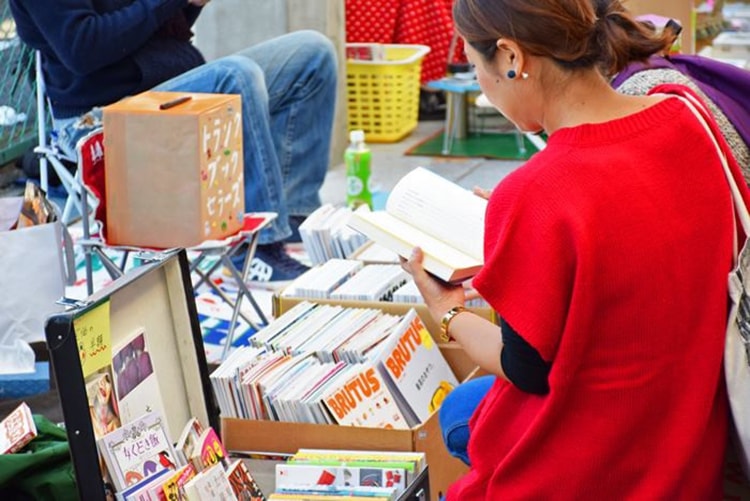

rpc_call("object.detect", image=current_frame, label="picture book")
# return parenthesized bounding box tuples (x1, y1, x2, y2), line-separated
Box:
(270, 484, 398, 500)
(116, 466, 171, 501)
(225, 459, 266, 501)
(347, 167, 487, 284)
(292, 449, 426, 478)
(376, 308, 459, 426)
(160, 463, 197, 501)
(319, 362, 409, 430)
(112, 328, 167, 427)
(85, 365, 122, 440)
(275, 463, 408, 495)
(0, 402, 37, 454)
(182, 463, 235, 501)
(96, 410, 177, 492)
(174, 417, 204, 466)
(189, 427, 229, 473)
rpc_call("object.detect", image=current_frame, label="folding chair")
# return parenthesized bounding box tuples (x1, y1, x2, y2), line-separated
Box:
(33, 50, 89, 224)
(74, 129, 276, 361)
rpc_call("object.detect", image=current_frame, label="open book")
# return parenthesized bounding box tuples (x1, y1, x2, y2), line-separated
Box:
(347, 167, 487, 283)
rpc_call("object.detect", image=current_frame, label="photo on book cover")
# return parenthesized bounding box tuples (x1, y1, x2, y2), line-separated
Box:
(112, 328, 167, 424)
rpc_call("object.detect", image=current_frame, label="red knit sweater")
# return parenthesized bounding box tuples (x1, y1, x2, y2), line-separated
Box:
(456, 95, 735, 500)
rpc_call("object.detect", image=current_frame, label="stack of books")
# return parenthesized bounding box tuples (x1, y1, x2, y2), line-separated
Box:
(210, 302, 460, 431)
(270, 448, 427, 500)
(280, 259, 489, 309)
(298, 204, 369, 265)
(96, 410, 265, 500)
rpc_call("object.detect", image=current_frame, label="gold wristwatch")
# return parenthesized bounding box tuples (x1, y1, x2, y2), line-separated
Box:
(440, 305, 468, 342)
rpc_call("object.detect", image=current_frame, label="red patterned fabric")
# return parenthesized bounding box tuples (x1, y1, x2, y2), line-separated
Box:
(345, 0, 464, 84)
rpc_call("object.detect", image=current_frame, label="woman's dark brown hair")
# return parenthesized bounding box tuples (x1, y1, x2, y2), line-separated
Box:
(453, 0, 673, 77)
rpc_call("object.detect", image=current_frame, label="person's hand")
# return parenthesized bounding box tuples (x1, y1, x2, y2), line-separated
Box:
(188, 0, 211, 6)
(401, 247, 466, 324)
(473, 186, 492, 200)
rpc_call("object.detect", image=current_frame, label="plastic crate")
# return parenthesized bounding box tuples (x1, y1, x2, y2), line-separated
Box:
(346, 43, 430, 143)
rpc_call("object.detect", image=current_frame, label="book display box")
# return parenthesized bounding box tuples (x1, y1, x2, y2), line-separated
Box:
(220, 293, 492, 501)
(45, 251, 218, 500)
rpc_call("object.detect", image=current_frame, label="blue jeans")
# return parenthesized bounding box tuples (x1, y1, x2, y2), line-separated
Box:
(439, 375, 494, 466)
(55, 30, 337, 244)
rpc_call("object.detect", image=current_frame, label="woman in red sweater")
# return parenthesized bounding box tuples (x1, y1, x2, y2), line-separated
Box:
(402, 0, 743, 499)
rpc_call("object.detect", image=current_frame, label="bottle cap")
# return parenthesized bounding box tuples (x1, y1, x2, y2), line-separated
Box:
(349, 130, 365, 143)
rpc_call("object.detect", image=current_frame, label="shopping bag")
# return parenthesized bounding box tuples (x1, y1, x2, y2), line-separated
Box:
(0, 195, 75, 344)
(665, 85, 750, 480)
(727, 239, 750, 480)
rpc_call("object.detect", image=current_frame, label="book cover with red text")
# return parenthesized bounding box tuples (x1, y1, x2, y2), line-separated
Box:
(376, 308, 459, 427)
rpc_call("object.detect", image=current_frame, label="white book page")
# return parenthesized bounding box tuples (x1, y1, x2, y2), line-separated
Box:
(386, 167, 487, 261)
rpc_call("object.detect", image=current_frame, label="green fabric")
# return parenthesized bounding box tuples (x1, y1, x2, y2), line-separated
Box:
(0, 415, 77, 501)
(405, 130, 540, 160)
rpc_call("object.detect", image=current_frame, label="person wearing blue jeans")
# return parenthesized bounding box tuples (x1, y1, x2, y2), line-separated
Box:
(438, 375, 493, 466)
(10, 0, 337, 286)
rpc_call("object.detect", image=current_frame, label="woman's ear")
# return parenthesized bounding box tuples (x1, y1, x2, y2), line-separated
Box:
(496, 38, 525, 74)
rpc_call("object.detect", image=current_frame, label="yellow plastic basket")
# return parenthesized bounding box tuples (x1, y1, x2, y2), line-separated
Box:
(346, 43, 431, 143)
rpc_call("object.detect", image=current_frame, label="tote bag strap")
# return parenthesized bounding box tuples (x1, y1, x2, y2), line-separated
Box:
(668, 92, 750, 255)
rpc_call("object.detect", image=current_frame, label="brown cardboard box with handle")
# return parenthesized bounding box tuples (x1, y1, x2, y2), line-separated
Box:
(103, 91, 244, 248)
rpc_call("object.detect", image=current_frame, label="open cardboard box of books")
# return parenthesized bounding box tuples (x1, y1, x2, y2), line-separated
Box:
(224, 295, 487, 501)
(45, 250, 223, 500)
(272, 293, 497, 343)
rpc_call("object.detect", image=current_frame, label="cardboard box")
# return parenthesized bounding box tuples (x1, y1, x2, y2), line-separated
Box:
(222, 307, 483, 501)
(103, 91, 244, 248)
(272, 294, 497, 342)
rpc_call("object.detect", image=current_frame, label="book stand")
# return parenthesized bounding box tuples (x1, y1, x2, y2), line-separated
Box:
(45, 250, 216, 500)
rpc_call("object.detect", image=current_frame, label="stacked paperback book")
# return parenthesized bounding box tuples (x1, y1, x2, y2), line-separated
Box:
(280, 258, 488, 308)
(210, 302, 459, 430)
(270, 448, 427, 500)
(95, 410, 264, 500)
(298, 204, 369, 265)
(0, 402, 37, 454)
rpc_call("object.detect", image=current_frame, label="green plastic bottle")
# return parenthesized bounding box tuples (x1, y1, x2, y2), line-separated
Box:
(345, 130, 373, 209)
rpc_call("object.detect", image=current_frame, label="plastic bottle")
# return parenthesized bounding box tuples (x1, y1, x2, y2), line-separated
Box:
(345, 129, 373, 209)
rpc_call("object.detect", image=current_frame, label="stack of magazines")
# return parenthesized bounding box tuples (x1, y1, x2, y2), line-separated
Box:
(210, 303, 459, 430)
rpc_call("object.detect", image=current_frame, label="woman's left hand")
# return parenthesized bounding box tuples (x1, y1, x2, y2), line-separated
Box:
(401, 247, 466, 324)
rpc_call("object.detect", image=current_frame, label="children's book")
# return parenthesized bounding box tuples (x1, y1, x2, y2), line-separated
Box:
(275, 463, 408, 495)
(174, 417, 204, 466)
(0, 402, 37, 454)
(347, 167, 487, 284)
(160, 463, 197, 501)
(225, 459, 266, 501)
(271, 484, 398, 500)
(96, 410, 177, 492)
(85, 365, 122, 440)
(291, 449, 426, 479)
(112, 329, 167, 428)
(188, 427, 229, 473)
(116, 466, 171, 501)
(375, 308, 460, 426)
(182, 463, 235, 501)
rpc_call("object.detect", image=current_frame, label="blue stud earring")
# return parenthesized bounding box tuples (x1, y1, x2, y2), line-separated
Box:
(507, 69, 517, 79)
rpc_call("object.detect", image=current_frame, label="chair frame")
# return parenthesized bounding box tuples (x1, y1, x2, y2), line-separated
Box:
(33, 51, 88, 224)
(74, 129, 274, 362)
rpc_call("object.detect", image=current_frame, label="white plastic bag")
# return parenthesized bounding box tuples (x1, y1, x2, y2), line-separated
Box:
(0, 202, 75, 345)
